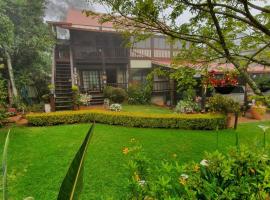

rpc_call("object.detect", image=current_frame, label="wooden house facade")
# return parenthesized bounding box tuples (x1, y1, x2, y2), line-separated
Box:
(48, 9, 270, 111)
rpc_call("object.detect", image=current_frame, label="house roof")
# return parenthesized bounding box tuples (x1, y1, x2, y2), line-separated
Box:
(152, 60, 270, 74)
(47, 9, 116, 32)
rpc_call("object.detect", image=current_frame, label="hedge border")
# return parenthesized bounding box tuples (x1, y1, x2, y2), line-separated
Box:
(26, 110, 227, 130)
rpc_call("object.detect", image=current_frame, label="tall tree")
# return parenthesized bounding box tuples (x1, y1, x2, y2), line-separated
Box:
(0, 0, 54, 104)
(0, 12, 18, 98)
(86, 0, 270, 104)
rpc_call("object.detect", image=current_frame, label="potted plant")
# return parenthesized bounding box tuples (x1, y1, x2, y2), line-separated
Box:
(42, 94, 51, 113)
(208, 70, 238, 94)
(250, 104, 266, 120)
(249, 96, 267, 120)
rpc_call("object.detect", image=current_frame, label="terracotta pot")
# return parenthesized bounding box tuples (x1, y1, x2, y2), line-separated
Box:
(227, 113, 235, 128)
(250, 106, 266, 120)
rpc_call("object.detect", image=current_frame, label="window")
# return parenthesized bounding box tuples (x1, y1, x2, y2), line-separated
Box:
(133, 38, 151, 49)
(130, 69, 150, 82)
(173, 40, 182, 49)
(82, 70, 101, 91)
(56, 27, 70, 40)
(154, 37, 170, 49)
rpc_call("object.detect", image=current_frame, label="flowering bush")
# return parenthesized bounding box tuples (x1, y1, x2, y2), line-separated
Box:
(109, 103, 122, 112)
(79, 94, 92, 106)
(175, 100, 200, 113)
(123, 142, 270, 199)
(208, 70, 238, 87)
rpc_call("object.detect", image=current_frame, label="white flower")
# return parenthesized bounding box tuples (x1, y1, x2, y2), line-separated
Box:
(180, 173, 189, 180)
(138, 180, 146, 186)
(200, 159, 209, 167)
(109, 104, 122, 112)
(258, 125, 270, 132)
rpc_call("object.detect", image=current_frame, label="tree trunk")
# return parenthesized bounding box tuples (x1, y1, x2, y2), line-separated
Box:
(4, 49, 18, 98)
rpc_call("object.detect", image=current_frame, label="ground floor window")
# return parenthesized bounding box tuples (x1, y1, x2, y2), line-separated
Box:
(130, 69, 150, 83)
(82, 70, 101, 91)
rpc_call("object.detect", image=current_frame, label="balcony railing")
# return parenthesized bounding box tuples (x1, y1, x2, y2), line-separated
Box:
(73, 46, 129, 59)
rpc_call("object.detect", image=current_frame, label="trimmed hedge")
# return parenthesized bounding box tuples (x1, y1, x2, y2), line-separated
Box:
(26, 110, 226, 130)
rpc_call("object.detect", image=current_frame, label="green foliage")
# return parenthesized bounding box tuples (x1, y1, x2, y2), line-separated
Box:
(0, 108, 7, 127)
(25, 103, 44, 113)
(0, 13, 14, 47)
(170, 66, 197, 99)
(26, 110, 226, 130)
(103, 86, 127, 103)
(103, 86, 114, 99)
(127, 84, 151, 105)
(254, 76, 270, 92)
(0, 0, 54, 102)
(175, 100, 200, 114)
(111, 88, 127, 103)
(57, 124, 94, 200)
(0, 77, 7, 107)
(249, 94, 270, 107)
(2, 129, 10, 200)
(124, 143, 270, 199)
(208, 95, 241, 114)
(146, 67, 197, 100)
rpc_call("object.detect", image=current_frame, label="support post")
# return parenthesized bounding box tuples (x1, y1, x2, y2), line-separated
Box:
(234, 112, 239, 130)
(69, 46, 75, 86)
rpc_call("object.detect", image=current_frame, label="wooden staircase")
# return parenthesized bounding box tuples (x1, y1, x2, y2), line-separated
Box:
(89, 92, 104, 105)
(55, 61, 73, 110)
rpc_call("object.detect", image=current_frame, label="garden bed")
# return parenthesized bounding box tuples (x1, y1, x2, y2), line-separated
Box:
(26, 110, 226, 130)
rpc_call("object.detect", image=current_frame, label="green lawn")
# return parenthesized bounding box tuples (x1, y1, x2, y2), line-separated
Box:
(0, 121, 270, 199)
(122, 104, 173, 114)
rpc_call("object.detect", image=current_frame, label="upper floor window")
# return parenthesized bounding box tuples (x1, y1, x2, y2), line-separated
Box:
(154, 37, 170, 49)
(56, 27, 70, 40)
(133, 38, 151, 49)
(173, 40, 182, 49)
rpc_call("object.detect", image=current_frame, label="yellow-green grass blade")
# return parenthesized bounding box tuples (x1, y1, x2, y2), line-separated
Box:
(2, 129, 10, 200)
(57, 124, 94, 200)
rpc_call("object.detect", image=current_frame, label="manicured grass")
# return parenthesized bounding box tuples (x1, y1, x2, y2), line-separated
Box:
(0, 121, 270, 199)
(122, 104, 173, 114)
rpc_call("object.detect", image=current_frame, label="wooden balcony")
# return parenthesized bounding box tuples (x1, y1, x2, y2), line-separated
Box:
(73, 46, 129, 60)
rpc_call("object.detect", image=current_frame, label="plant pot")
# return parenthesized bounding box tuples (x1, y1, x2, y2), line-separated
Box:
(73, 105, 80, 111)
(44, 104, 51, 113)
(227, 113, 235, 128)
(215, 86, 235, 94)
(250, 106, 266, 120)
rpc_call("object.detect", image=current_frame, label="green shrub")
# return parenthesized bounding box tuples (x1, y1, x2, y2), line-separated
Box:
(208, 94, 240, 114)
(0, 78, 7, 107)
(103, 86, 127, 103)
(124, 143, 270, 199)
(25, 103, 44, 112)
(127, 84, 151, 105)
(26, 110, 226, 130)
(0, 108, 7, 127)
(103, 86, 114, 99)
(111, 87, 127, 103)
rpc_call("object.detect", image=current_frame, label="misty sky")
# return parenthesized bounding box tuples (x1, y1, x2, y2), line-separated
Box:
(45, 0, 268, 23)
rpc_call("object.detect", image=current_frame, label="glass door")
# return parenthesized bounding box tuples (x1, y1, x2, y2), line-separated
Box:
(82, 70, 101, 91)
